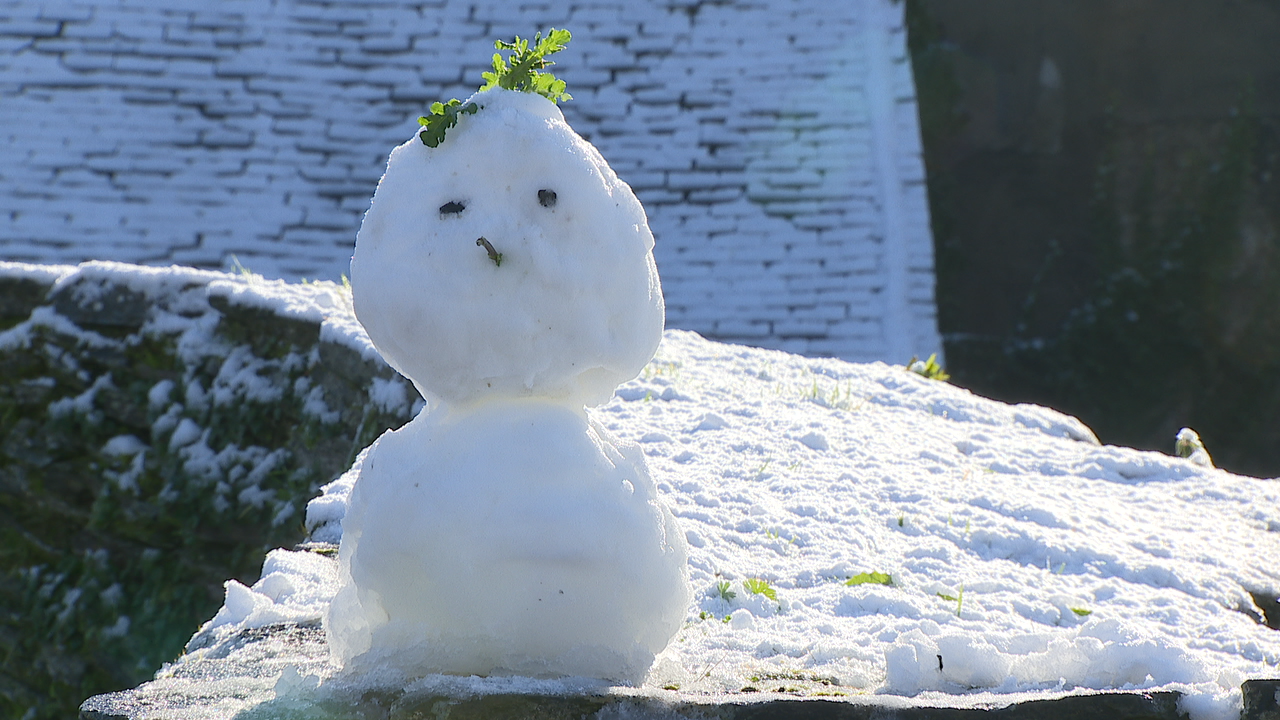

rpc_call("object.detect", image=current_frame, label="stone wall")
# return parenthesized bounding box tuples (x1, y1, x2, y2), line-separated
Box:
(0, 0, 942, 363)
(0, 260, 415, 719)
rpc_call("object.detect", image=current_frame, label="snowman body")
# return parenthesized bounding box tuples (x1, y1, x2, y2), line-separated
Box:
(327, 88, 689, 683)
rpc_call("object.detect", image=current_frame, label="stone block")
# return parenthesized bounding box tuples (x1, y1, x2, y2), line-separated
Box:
(49, 277, 149, 333)
(0, 275, 55, 328)
(1242, 679, 1280, 720)
(0, 18, 60, 37)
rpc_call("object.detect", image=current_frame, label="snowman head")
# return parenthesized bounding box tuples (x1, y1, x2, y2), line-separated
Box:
(351, 88, 664, 409)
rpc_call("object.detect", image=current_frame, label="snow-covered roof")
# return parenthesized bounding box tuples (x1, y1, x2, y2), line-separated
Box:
(0, 0, 941, 364)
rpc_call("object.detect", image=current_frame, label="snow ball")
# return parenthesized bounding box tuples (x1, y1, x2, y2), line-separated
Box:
(728, 609, 756, 630)
(326, 400, 689, 683)
(350, 88, 663, 407)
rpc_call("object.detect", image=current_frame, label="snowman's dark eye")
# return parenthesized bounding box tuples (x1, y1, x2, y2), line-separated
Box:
(439, 201, 466, 216)
(537, 189, 557, 208)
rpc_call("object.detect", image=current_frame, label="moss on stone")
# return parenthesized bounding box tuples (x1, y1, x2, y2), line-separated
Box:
(0, 266, 418, 720)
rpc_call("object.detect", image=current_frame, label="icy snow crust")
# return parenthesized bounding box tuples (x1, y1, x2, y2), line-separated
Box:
(199, 330, 1280, 719)
(350, 88, 664, 407)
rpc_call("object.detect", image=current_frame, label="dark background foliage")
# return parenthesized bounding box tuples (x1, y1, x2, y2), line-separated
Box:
(906, 0, 1280, 477)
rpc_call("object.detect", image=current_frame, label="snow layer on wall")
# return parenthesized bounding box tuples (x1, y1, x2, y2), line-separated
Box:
(0, 0, 941, 363)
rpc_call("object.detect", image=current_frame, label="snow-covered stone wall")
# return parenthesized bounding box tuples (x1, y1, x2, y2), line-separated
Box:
(0, 0, 941, 363)
(0, 260, 419, 715)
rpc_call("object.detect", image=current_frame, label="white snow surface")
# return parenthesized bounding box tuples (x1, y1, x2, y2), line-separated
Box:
(350, 88, 664, 408)
(248, 329, 1278, 719)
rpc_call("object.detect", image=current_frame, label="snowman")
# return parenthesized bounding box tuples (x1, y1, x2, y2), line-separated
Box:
(324, 33, 690, 684)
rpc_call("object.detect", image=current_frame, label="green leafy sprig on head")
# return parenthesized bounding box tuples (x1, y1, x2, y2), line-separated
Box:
(417, 28, 573, 148)
(480, 28, 573, 103)
(417, 98, 479, 148)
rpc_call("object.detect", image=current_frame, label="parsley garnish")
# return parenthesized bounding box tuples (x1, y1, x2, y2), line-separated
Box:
(417, 99, 479, 148)
(417, 28, 573, 148)
(480, 28, 573, 103)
